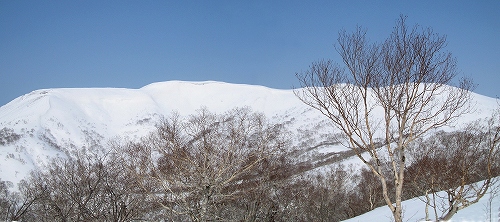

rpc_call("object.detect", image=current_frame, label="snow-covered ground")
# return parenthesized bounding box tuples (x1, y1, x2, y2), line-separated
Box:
(344, 180, 500, 222)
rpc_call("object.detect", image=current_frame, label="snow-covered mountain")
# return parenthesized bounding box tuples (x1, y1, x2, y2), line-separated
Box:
(0, 81, 498, 187)
(0, 81, 331, 185)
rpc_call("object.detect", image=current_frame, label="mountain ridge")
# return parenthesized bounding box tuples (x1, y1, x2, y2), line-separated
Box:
(0, 81, 498, 186)
(0, 81, 318, 185)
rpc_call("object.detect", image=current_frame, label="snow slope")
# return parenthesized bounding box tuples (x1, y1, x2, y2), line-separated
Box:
(344, 180, 500, 222)
(0, 80, 498, 188)
(0, 81, 331, 184)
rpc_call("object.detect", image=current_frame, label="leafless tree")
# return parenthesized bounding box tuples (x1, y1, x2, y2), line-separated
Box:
(406, 108, 500, 221)
(21, 148, 151, 222)
(0, 179, 22, 221)
(252, 163, 358, 222)
(294, 15, 473, 222)
(354, 166, 390, 213)
(122, 107, 290, 221)
(0, 178, 47, 221)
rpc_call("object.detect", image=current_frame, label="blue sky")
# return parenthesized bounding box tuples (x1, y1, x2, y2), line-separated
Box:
(1, 0, 499, 106)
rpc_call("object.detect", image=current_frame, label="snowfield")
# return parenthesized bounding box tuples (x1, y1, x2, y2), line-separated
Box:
(0, 81, 332, 184)
(344, 179, 500, 222)
(0, 81, 498, 220)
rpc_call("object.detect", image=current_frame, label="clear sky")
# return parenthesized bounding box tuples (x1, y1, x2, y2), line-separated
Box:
(1, 0, 499, 106)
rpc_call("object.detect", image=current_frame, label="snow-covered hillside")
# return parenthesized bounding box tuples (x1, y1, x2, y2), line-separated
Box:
(0, 81, 334, 184)
(343, 179, 500, 222)
(0, 81, 498, 187)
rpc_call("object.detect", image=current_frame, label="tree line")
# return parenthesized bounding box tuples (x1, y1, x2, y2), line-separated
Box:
(0, 106, 499, 221)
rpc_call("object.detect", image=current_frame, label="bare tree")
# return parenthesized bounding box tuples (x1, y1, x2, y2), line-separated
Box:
(122, 107, 290, 221)
(355, 166, 389, 213)
(20, 147, 151, 222)
(0, 179, 24, 221)
(0, 178, 47, 221)
(294, 15, 473, 222)
(406, 107, 500, 220)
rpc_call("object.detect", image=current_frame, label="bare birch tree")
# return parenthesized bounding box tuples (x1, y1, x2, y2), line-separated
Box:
(406, 107, 500, 221)
(294, 15, 473, 222)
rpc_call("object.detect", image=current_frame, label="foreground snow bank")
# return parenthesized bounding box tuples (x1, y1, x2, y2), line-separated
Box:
(344, 180, 500, 222)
